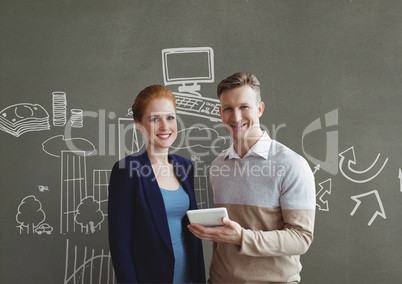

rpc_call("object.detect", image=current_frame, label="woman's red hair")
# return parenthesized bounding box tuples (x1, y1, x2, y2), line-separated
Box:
(131, 85, 176, 122)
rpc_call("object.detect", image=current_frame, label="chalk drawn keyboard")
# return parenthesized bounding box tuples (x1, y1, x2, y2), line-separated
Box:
(174, 92, 220, 122)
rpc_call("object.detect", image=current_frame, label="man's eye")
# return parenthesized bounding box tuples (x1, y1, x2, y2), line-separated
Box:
(167, 116, 176, 120)
(240, 106, 249, 110)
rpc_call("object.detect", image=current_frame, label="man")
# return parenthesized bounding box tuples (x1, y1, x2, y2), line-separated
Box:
(188, 72, 316, 283)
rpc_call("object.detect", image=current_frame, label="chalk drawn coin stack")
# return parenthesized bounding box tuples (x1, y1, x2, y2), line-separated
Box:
(52, 92, 67, 127)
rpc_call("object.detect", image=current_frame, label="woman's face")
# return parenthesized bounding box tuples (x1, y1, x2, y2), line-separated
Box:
(138, 98, 177, 153)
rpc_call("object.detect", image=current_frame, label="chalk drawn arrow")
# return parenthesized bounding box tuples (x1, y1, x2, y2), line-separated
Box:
(338, 146, 388, 183)
(316, 178, 331, 211)
(312, 164, 320, 175)
(399, 169, 402, 192)
(350, 190, 386, 226)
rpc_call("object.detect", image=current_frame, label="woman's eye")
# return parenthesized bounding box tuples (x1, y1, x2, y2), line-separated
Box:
(150, 117, 159, 122)
(167, 116, 176, 120)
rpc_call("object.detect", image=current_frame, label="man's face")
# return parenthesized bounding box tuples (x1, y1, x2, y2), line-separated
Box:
(219, 85, 265, 143)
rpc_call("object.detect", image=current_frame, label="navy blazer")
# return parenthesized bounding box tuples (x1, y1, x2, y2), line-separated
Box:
(108, 149, 205, 284)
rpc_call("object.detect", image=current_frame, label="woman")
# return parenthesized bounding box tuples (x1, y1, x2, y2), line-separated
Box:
(108, 85, 205, 283)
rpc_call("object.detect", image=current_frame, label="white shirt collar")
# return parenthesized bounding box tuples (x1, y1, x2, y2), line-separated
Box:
(223, 131, 272, 160)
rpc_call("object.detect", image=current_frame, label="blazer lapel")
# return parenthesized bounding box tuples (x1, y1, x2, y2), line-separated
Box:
(138, 151, 173, 255)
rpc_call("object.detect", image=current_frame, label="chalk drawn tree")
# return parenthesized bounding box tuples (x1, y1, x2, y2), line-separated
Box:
(16, 195, 46, 234)
(75, 196, 104, 234)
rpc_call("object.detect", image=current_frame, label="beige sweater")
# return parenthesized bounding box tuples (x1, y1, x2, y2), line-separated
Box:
(209, 138, 316, 283)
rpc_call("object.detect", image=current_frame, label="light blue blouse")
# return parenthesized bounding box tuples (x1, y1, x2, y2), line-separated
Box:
(160, 185, 191, 284)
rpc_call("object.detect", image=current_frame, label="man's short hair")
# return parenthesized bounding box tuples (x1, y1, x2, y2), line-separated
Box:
(217, 72, 261, 102)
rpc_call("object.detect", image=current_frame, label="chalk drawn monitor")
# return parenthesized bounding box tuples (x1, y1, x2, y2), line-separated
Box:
(162, 47, 221, 122)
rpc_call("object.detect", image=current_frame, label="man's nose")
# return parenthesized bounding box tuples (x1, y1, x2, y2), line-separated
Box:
(231, 109, 242, 122)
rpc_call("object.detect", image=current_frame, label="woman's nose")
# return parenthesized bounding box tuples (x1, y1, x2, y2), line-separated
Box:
(159, 119, 168, 130)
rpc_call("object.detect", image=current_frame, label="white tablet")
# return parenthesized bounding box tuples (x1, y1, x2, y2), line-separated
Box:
(186, 207, 228, 227)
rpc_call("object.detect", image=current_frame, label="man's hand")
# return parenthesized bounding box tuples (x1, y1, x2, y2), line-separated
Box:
(187, 217, 243, 246)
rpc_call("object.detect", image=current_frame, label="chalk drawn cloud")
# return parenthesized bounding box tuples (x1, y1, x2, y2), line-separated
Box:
(42, 135, 97, 158)
(171, 126, 226, 150)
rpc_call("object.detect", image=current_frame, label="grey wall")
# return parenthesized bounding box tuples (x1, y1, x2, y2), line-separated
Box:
(1, 0, 401, 283)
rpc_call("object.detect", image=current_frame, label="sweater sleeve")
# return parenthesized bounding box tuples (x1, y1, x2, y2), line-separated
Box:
(239, 157, 316, 257)
(108, 160, 137, 282)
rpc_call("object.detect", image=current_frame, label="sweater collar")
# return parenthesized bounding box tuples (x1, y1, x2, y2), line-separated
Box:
(223, 131, 272, 160)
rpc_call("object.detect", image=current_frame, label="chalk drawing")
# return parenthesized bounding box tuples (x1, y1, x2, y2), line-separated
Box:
(191, 155, 201, 162)
(174, 93, 221, 122)
(316, 178, 332, 211)
(70, 109, 84, 128)
(60, 151, 108, 234)
(0, 103, 50, 137)
(194, 175, 210, 209)
(162, 47, 214, 94)
(64, 239, 115, 284)
(52, 91, 67, 126)
(74, 196, 105, 234)
(350, 190, 386, 226)
(126, 108, 132, 117)
(171, 126, 226, 150)
(60, 150, 88, 233)
(68, 169, 111, 233)
(42, 135, 97, 158)
(162, 47, 221, 122)
(37, 185, 49, 192)
(190, 156, 211, 209)
(35, 223, 54, 235)
(312, 164, 320, 175)
(118, 118, 141, 160)
(93, 170, 111, 230)
(399, 168, 402, 192)
(339, 146, 388, 183)
(16, 195, 53, 235)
